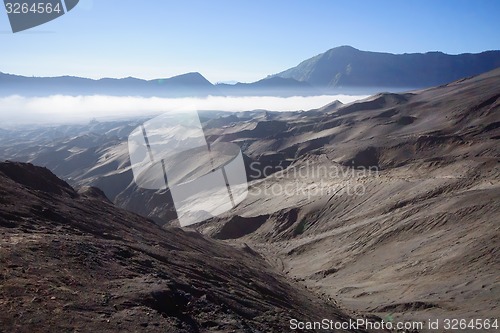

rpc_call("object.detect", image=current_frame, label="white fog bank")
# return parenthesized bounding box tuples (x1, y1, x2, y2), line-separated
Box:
(0, 94, 368, 125)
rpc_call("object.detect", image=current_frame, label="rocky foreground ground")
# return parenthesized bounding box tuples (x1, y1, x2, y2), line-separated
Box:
(0, 161, 380, 332)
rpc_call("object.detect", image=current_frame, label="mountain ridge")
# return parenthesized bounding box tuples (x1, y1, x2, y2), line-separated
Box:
(0, 71, 219, 97)
(2, 46, 499, 97)
(272, 45, 500, 89)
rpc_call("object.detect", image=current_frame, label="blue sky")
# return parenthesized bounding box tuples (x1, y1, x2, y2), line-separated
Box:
(1, 0, 499, 82)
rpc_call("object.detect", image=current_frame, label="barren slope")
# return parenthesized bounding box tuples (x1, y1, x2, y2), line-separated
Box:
(0, 162, 370, 333)
(196, 68, 500, 329)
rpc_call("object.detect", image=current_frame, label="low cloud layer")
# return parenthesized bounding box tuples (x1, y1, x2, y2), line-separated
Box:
(0, 94, 368, 125)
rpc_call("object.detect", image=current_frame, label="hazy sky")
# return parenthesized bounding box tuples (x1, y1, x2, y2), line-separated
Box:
(1, 0, 499, 83)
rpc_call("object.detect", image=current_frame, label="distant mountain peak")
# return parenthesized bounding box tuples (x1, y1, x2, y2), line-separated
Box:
(330, 45, 359, 52)
(184, 71, 203, 77)
(274, 47, 500, 89)
(171, 71, 205, 79)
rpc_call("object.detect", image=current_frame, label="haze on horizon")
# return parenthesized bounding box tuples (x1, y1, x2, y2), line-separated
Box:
(0, 94, 367, 126)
